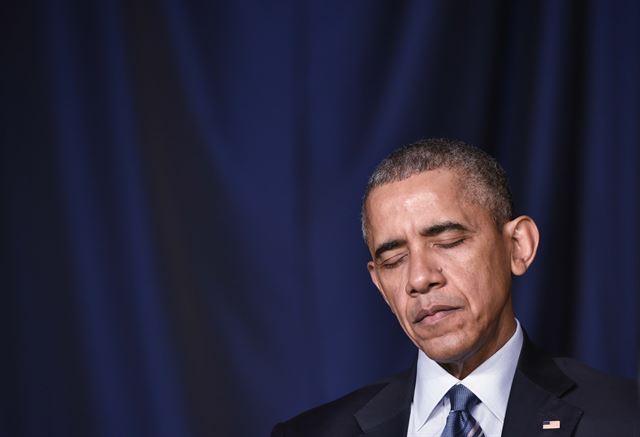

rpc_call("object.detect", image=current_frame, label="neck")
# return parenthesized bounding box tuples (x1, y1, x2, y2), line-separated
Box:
(440, 317, 517, 379)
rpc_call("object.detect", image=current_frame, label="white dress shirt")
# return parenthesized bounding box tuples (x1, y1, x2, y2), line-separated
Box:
(407, 319, 523, 437)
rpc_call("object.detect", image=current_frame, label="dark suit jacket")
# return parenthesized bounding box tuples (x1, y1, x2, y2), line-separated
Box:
(272, 337, 638, 436)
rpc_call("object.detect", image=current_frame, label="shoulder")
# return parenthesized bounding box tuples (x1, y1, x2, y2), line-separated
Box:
(519, 331, 637, 411)
(509, 335, 638, 436)
(271, 382, 386, 437)
(553, 356, 637, 405)
(552, 357, 638, 432)
(271, 367, 414, 437)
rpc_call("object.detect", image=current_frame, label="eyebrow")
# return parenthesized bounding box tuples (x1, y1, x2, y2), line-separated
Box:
(420, 221, 469, 237)
(374, 239, 406, 259)
(373, 221, 469, 260)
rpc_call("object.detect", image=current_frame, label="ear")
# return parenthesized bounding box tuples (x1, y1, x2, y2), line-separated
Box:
(367, 260, 394, 312)
(504, 216, 540, 276)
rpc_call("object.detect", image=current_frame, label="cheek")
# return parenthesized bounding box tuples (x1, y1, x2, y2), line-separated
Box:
(378, 269, 407, 301)
(445, 254, 500, 315)
(463, 262, 511, 320)
(378, 277, 412, 321)
(384, 287, 407, 315)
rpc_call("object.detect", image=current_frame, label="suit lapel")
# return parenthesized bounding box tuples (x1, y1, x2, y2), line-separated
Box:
(353, 335, 585, 437)
(354, 364, 415, 437)
(502, 335, 583, 437)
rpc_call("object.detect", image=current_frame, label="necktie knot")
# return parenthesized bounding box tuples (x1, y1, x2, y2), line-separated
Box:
(440, 385, 484, 437)
(447, 384, 480, 412)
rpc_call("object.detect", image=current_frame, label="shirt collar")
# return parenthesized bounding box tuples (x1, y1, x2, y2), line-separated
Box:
(412, 319, 523, 429)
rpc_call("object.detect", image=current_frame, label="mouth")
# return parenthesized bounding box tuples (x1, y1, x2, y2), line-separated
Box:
(414, 305, 460, 326)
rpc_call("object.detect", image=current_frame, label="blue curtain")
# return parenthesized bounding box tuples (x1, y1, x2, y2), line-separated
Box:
(2, 1, 638, 436)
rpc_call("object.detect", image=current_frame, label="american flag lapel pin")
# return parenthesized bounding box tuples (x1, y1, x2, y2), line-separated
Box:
(542, 420, 561, 430)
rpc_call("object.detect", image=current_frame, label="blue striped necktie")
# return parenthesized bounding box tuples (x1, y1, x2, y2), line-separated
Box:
(440, 384, 484, 437)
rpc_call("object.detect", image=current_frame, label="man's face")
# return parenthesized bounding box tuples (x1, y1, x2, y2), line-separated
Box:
(366, 169, 517, 375)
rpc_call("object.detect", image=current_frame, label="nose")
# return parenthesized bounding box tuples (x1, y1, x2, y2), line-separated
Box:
(405, 251, 445, 295)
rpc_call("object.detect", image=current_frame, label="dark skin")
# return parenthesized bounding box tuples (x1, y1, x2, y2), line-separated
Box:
(366, 169, 539, 378)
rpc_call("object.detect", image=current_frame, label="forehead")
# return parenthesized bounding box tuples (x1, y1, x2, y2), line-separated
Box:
(365, 169, 490, 244)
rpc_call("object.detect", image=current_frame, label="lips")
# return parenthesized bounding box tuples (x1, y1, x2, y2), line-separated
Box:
(414, 305, 460, 325)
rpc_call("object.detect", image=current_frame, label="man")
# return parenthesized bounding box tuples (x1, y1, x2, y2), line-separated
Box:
(272, 139, 638, 436)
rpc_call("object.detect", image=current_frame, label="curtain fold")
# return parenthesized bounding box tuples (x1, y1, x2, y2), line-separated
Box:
(2, 1, 638, 436)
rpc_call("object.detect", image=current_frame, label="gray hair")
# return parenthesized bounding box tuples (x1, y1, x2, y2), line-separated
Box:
(361, 138, 513, 243)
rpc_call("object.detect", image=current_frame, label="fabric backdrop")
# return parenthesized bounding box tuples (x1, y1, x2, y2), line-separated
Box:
(2, 1, 638, 436)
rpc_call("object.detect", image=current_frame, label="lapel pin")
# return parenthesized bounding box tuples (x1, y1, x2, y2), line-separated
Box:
(542, 420, 561, 430)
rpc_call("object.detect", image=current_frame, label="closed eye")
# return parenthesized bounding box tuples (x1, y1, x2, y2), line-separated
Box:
(435, 238, 466, 249)
(380, 254, 407, 269)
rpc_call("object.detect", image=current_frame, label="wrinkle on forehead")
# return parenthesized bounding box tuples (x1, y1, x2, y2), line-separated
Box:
(401, 190, 440, 212)
(365, 169, 490, 249)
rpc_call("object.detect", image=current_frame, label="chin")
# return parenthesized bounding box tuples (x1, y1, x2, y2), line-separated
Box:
(418, 334, 473, 364)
